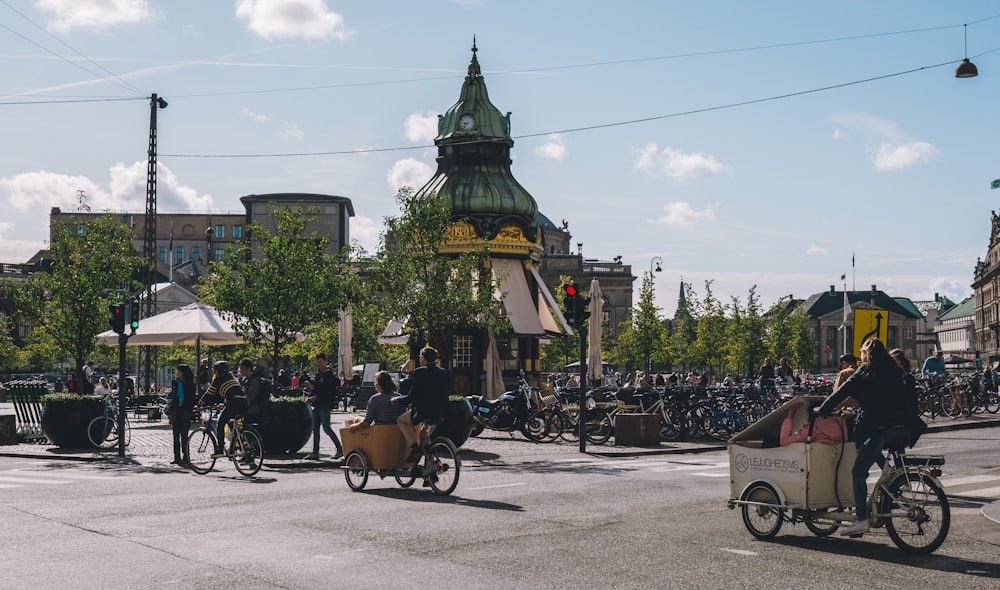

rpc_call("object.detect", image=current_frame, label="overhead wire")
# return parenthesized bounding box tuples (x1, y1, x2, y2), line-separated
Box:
(0, 0, 146, 97)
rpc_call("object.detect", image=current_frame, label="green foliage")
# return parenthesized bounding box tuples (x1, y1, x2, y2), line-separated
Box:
(539, 275, 578, 371)
(789, 304, 816, 370)
(671, 281, 697, 369)
(200, 203, 360, 372)
(14, 212, 143, 382)
(40, 393, 101, 403)
(690, 281, 727, 376)
(724, 286, 767, 377)
(0, 311, 20, 370)
(373, 188, 502, 355)
(609, 272, 671, 372)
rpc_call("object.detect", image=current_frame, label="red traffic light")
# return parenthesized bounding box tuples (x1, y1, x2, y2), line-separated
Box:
(563, 283, 579, 297)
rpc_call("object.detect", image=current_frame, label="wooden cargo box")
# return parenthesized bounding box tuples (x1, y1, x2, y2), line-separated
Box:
(340, 424, 405, 470)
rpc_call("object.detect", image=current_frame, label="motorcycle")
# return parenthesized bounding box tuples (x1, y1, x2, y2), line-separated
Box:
(467, 370, 555, 442)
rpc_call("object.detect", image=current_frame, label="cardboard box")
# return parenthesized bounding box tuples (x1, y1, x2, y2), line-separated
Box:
(340, 424, 405, 470)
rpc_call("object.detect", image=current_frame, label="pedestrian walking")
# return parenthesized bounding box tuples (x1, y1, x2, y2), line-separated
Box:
(305, 353, 343, 460)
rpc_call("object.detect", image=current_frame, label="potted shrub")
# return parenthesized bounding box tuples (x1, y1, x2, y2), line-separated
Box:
(258, 396, 312, 454)
(40, 393, 104, 448)
(435, 396, 474, 448)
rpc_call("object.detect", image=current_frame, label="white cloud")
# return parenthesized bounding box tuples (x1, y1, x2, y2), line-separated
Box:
(634, 143, 726, 180)
(242, 107, 270, 123)
(280, 122, 304, 140)
(535, 134, 566, 160)
(832, 129, 844, 139)
(831, 113, 938, 171)
(387, 158, 433, 192)
(36, 0, 152, 32)
(349, 215, 380, 254)
(235, 0, 351, 41)
(652, 202, 715, 227)
(874, 142, 939, 171)
(403, 112, 439, 143)
(0, 163, 214, 261)
(806, 245, 829, 255)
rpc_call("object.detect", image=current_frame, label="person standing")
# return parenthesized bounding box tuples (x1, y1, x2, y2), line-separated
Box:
(238, 358, 266, 427)
(167, 365, 196, 466)
(392, 346, 449, 463)
(198, 358, 211, 394)
(776, 358, 794, 382)
(921, 350, 947, 378)
(305, 353, 343, 460)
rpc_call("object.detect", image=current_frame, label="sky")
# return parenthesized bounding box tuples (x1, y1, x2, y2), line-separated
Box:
(1, 0, 999, 317)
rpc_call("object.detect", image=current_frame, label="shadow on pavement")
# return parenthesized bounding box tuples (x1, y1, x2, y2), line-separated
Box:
(768, 534, 1000, 578)
(363, 487, 524, 511)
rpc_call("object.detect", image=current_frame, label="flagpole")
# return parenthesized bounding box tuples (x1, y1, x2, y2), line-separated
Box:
(168, 220, 174, 284)
(852, 252, 855, 291)
(843, 279, 848, 357)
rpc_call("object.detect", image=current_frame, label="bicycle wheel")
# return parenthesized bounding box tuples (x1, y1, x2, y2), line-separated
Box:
(427, 438, 460, 496)
(659, 406, 685, 442)
(232, 429, 263, 477)
(883, 472, 950, 555)
(187, 428, 217, 474)
(985, 391, 1000, 414)
(940, 394, 962, 418)
(803, 510, 840, 537)
(87, 416, 116, 449)
(394, 471, 416, 488)
(585, 413, 613, 445)
(559, 407, 580, 442)
(522, 409, 561, 443)
(344, 450, 369, 491)
(741, 482, 783, 539)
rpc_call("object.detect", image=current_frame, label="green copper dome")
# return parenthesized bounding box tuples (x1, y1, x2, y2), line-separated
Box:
(416, 42, 539, 242)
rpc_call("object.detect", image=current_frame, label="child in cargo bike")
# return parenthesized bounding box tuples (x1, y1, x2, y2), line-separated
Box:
(779, 397, 847, 446)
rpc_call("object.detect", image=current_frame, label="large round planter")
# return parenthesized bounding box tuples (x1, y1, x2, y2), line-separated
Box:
(41, 398, 104, 448)
(259, 400, 312, 454)
(435, 398, 474, 448)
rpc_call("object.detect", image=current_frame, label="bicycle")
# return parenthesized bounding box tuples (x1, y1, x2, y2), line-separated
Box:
(87, 395, 131, 449)
(733, 424, 950, 555)
(187, 406, 264, 477)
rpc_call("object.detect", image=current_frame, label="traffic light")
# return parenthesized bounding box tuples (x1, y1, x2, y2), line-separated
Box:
(562, 283, 580, 327)
(129, 298, 140, 332)
(577, 294, 591, 325)
(109, 304, 125, 334)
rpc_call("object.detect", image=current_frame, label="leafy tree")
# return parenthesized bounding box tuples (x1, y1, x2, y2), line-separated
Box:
(0, 312, 20, 370)
(13, 212, 142, 386)
(765, 296, 796, 363)
(671, 281, 698, 369)
(789, 304, 816, 371)
(200, 203, 358, 372)
(374, 188, 502, 360)
(725, 286, 767, 378)
(690, 280, 728, 377)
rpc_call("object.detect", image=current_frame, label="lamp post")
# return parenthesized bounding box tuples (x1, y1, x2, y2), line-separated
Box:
(205, 225, 215, 266)
(646, 256, 663, 374)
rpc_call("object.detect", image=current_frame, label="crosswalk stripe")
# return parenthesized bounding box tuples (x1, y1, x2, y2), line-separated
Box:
(953, 485, 1000, 497)
(0, 476, 70, 485)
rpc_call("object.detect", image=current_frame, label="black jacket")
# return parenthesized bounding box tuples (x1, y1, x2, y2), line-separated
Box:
(818, 363, 912, 442)
(312, 366, 337, 408)
(394, 364, 449, 423)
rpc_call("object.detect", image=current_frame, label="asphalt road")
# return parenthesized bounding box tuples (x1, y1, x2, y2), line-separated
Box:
(0, 428, 998, 589)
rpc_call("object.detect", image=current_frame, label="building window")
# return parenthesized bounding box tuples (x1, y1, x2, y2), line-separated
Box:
(157, 246, 167, 264)
(214, 249, 225, 262)
(452, 335, 473, 368)
(191, 247, 202, 263)
(904, 326, 913, 339)
(232, 225, 243, 239)
(174, 246, 184, 263)
(215, 224, 225, 239)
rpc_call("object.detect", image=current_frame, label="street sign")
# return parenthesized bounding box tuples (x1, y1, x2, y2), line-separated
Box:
(992, 178, 1000, 190)
(852, 308, 887, 356)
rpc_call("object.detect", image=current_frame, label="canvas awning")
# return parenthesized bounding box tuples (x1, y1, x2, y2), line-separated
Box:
(493, 258, 546, 336)
(529, 265, 573, 336)
(378, 318, 409, 345)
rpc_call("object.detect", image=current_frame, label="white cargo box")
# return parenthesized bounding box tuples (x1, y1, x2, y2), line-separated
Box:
(728, 396, 855, 510)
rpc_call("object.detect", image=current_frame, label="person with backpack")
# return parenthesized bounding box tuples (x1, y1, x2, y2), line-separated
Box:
(238, 358, 271, 428)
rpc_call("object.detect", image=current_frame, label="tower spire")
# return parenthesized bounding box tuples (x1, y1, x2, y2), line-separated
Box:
(468, 36, 481, 77)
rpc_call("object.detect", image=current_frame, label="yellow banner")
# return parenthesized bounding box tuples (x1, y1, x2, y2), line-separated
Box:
(852, 308, 887, 356)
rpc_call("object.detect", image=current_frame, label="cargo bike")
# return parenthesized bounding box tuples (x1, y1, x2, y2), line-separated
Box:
(340, 423, 460, 496)
(727, 396, 950, 555)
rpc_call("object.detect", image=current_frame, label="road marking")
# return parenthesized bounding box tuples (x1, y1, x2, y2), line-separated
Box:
(691, 472, 729, 478)
(0, 476, 70, 485)
(467, 483, 526, 491)
(9, 470, 116, 481)
(939, 475, 999, 488)
(953, 485, 1000, 497)
(720, 548, 757, 556)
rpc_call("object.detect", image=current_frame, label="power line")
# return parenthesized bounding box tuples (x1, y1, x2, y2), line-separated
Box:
(158, 55, 967, 159)
(0, 0, 146, 97)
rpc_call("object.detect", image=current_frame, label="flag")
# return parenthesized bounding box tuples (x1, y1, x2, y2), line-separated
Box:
(840, 273, 846, 281)
(168, 221, 174, 281)
(851, 252, 855, 268)
(842, 289, 850, 328)
(992, 178, 1000, 190)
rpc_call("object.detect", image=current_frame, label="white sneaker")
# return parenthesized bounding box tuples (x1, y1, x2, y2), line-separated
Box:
(840, 520, 869, 537)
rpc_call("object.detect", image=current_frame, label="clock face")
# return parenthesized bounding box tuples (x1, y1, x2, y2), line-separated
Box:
(459, 114, 476, 130)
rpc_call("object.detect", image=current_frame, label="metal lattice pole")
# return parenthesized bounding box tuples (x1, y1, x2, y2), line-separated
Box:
(140, 94, 166, 393)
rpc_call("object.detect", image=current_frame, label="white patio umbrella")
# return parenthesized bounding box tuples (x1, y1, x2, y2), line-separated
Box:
(337, 307, 353, 378)
(587, 278, 604, 386)
(486, 326, 506, 400)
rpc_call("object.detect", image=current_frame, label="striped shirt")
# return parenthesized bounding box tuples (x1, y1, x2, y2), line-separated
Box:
(364, 392, 405, 425)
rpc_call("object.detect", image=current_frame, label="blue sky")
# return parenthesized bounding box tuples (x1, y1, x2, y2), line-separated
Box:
(1, 0, 998, 316)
